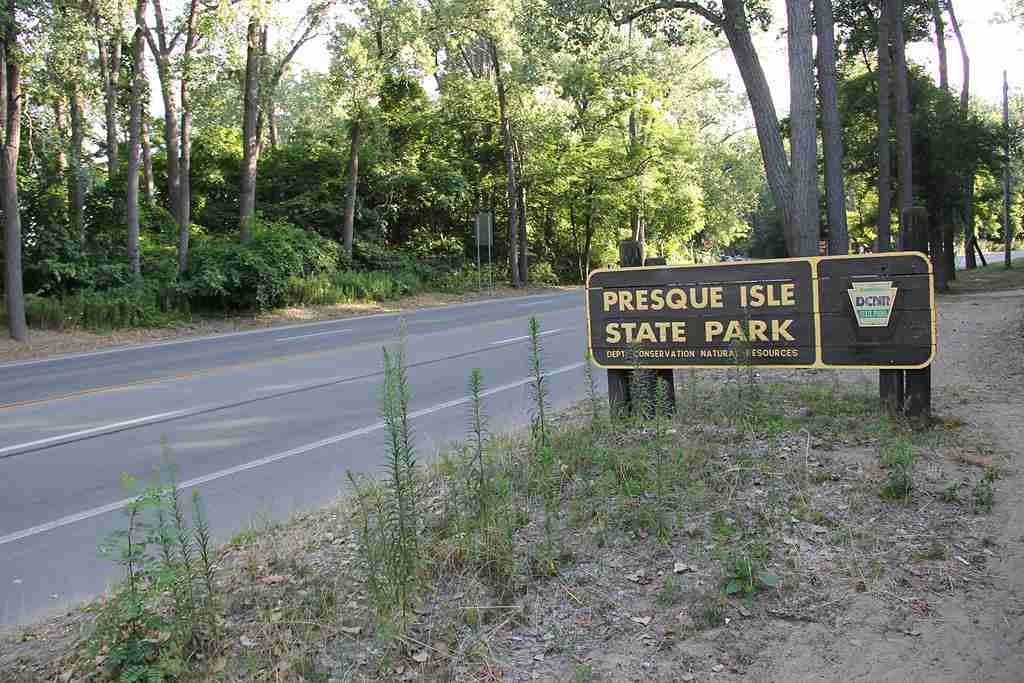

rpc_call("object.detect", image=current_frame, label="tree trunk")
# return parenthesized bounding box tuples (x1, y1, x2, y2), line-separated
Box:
(627, 20, 643, 244)
(101, 35, 122, 180)
(52, 97, 67, 177)
(815, 0, 848, 255)
(142, 113, 154, 207)
(720, 0, 795, 250)
(877, 2, 892, 251)
(2, 3, 27, 341)
(929, 1, 948, 92)
(126, 0, 147, 278)
(176, 0, 199, 274)
(890, 1, 913, 228)
(786, 0, 820, 257)
(157, 64, 181, 223)
(518, 183, 528, 285)
(341, 118, 360, 258)
(930, 0, 955, 279)
(179, 82, 192, 273)
(1004, 70, 1012, 269)
(269, 105, 279, 149)
(948, 0, 976, 268)
(239, 16, 260, 242)
(68, 83, 85, 241)
(490, 38, 519, 287)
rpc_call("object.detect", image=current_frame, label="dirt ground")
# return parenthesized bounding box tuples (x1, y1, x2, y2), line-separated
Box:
(749, 288, 1024, 682)
(0, 286, 568, 364)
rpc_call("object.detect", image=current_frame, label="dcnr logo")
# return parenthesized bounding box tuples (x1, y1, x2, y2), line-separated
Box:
(847, 281, 898, 328)
(854, 295, 892, 307)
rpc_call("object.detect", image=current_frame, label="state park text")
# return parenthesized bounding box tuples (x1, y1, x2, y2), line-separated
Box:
(586, 253, 936, 370)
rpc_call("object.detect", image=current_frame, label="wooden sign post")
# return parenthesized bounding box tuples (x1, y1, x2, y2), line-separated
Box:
(588, 252, 935, 417)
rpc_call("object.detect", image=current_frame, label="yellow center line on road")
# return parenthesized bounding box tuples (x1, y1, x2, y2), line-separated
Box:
(0, 344, 364, 412)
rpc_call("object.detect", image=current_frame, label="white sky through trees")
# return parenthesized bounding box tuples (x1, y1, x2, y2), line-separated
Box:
(147, 1, 1019, 126)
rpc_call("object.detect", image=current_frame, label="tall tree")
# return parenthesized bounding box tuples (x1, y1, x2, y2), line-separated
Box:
(877, 0, 893, 251)
(67, 84, 86, 238)
(929, 0, 955, 279)
(97, 12, 123, 181)
(239, 14, 262, 242)
(815, 0, 848, 255)
(240, 0, 333, 241)
(126, 0, 148, 277)
(947, 0, 975, 267)
(928, 0, 947, 92)
(889, 0, 913, 228)
(787, 0, 820, 257)
(144, 0, 201, 273)
(612, 0, 823, 256)
(1004, 69, 1012, 269)
(2, 0, 27, 341)
(141, 111, 154, 206)
(490, 35, 521, 285)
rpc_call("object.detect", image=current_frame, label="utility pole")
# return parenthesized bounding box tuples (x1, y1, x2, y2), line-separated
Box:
(1004, 70, 1013, 269)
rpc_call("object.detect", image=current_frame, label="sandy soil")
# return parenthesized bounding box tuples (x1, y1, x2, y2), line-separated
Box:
(753, 288, 1024, 682)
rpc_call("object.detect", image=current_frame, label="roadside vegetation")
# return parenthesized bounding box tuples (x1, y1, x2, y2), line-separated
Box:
(946, 259, 1024, 294)
(4, 318, 1005, 682)
(6, 0, 1023, 344)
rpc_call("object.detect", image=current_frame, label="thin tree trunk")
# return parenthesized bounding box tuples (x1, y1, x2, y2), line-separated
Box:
(877, 1, 893, 251)
(68, 83, 85, 241)
(1004, 70, 1012, 269)
(890, 2, 913, 216)
(126, 0, 147, 278)
(930, 0, 955, 279)
(2, 1, 27, 341)
(720, 0, 795, 248)
(101, 35, 122, 180)
(268, 105, 279, 149)
(179, 82, 192, 273)
(518, 183, 527, 285)
(177, 0, 199, 274)
(490, 38, 519, 287)
(239, 16, 260, 242)
(52, 97, 67, 177)
(627, 20, 642, 243)
(786, 0, 820, 257)
(341, 118, 360, 257)
(948, 0, 976, 268)
(930, 1, 948, 92)
(815, 0, 848, 255)
(142, 114, 154, 206)
(157, 64, 181, 222)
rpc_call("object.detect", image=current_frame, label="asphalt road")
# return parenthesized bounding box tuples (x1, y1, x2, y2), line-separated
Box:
(955, 250, 1024, 270)
(0, 289, 596, 626)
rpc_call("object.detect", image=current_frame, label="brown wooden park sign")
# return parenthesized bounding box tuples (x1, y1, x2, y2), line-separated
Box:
(587, 252, 936, 415)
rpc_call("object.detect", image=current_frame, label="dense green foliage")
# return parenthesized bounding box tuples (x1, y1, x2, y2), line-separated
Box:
(1, 0, 1021, 336)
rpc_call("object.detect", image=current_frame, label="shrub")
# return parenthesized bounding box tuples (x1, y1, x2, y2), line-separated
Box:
(24, 282, 183, 331)
(528, 261, 560, 286)
(183, 218, 338, 310)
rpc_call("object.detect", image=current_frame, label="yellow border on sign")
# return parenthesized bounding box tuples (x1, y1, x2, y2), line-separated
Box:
(585, 251, 936, 371)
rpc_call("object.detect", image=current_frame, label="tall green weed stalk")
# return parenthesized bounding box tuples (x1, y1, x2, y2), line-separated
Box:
(468, 368, 489, 520)
(584, 349, 602, 427)
(88, 464, 220, 680)
(528, 317, 550, 446)
(378, 324, 421, 626)
(528, 317, 561, 567)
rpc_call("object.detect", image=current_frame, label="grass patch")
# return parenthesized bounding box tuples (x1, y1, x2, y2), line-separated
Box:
(947, 259, 1024, 293)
